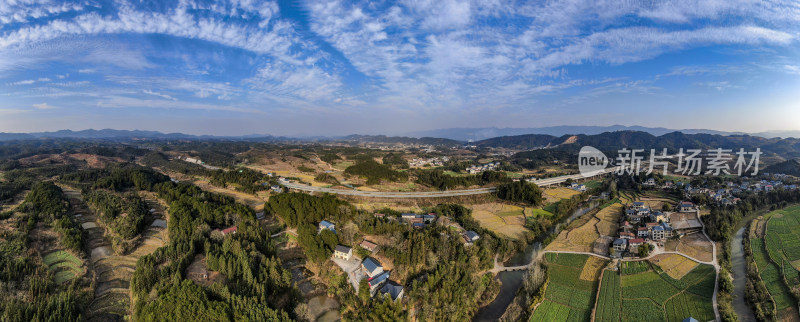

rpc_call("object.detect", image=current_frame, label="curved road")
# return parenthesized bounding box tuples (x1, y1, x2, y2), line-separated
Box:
(283, 166, 619, 198)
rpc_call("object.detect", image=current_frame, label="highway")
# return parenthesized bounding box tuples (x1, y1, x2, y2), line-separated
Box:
(282, 166, 620, 198)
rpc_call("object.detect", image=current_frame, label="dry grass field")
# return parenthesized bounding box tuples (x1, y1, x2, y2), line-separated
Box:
(594, 203, 622, 236)
(543, 187, 580, 201)
(580, 255, 607, 280)
(664, 239, 679, 252)
(649, 253, 698, 279)
(469, 203, 529, 239)
(546, 212, 600, 253)
(677, 233, 714, 263)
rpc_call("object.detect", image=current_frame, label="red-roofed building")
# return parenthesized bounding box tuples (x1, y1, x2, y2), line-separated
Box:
(637, 227, 649, 238)
(628, 238, 645, 252)
(221, 226, 237, 235)
(619, 232, 635, 239)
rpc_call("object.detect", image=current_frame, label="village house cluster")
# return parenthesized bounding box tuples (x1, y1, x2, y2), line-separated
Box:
(409, 156, 449, 167)
(321, 211, 482, 301)
(466, 162, 500, 174)
(568, 182, 587, 192)
(318, 220, 405, 301)
(611, 200, 701, 257)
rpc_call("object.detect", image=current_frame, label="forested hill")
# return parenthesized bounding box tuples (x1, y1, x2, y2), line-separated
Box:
(473, 131, 800, 159)
(764, 159, 800, 176)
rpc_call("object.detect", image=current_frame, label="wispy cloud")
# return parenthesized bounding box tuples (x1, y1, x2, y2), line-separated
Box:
(143, 90, 176, 100)
(785, 65, 800, 75)
(0, 0, 798, 134)
(7, 77, 51, 86)
(32, 102, 56, 110)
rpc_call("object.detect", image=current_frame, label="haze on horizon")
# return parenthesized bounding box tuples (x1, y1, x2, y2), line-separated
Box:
(1, 0, 800, 137)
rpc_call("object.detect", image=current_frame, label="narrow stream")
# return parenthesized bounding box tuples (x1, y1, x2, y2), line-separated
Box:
(473, 200, 601, 321)
(731, 226, 756, 322)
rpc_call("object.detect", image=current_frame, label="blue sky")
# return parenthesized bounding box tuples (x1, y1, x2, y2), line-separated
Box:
(1, 0, 799, 136)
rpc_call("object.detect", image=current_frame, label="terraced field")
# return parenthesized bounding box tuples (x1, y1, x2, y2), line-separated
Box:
(530, 253, 608, 322)
(594, 202, 622, 236)
(750, 207, 800, 321)
(594, 261, 716, 322)
(62, 187, 168, 321)
(43, 250, 83, 284)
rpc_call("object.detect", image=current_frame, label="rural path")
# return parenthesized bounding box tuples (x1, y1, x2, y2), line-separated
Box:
(270, 228, 296, 238)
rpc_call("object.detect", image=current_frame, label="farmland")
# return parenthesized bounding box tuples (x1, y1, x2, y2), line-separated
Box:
(749, 206, 800, 320)
(43, 250, 83, 284)
(595, 271, 621, 322)
(675, 233, 714, 263)
(530, 253, 608, 322)
(594, 202, 622, 236)
(543, 187, 580, 202)
(594, 261, 716, 322)
(649, 254, 698, 279)
(545, 213, 599, 253)
(469, 203, 529, 239)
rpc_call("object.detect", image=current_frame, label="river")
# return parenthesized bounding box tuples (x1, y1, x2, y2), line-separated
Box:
(473, 199, 601, 321)
(732, 226, 756, 322)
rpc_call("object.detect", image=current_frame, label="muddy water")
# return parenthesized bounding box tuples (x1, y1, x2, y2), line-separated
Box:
(307, 295, 341, 321)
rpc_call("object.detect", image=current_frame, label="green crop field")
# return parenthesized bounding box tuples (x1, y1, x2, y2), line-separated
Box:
(594, 262, 715, 322)
(621, 299, 664, 322)
(42, 250, 82, 284)
(595, 270, 621, 322)
(620, 261, 650, 275)
(751, 206, 800, 312)
(531, 254, 607, 322)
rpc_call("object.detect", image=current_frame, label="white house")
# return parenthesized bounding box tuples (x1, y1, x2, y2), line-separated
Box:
(333, 245, 353, 261)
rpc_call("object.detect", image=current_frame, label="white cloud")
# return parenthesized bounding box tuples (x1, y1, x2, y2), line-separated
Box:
(785, 65, 800, 75)
(6, 77, 51, 85)
(1, 0, 799, 131)
(143, 89, 176, 100)
(694, 81, 743, 91)
(32, 102, 55, 109)
(0, 0, 84, 25)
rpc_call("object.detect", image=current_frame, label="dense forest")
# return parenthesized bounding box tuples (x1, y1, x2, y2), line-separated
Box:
(413, 169, 510, 190)
(83, 190, 150, 254)
(1, 179, 90, 321)
(344, 159, 408, 184)
(496, 181, 543, 205)
(57, 164, 300, 320)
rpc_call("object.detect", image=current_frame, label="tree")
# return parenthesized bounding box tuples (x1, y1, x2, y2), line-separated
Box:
(496, 181, 543, 205)
(638, 243, 654, 257)
(358, 278, 371, 303)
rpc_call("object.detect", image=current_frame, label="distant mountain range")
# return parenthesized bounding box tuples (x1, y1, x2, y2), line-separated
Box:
(405, 125, 800, 141)
(472, 131, 800, 161)
(0, 129, 286, 142)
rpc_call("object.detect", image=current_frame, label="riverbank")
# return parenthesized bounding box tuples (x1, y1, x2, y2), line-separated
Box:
(473, 199, 602, 321)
